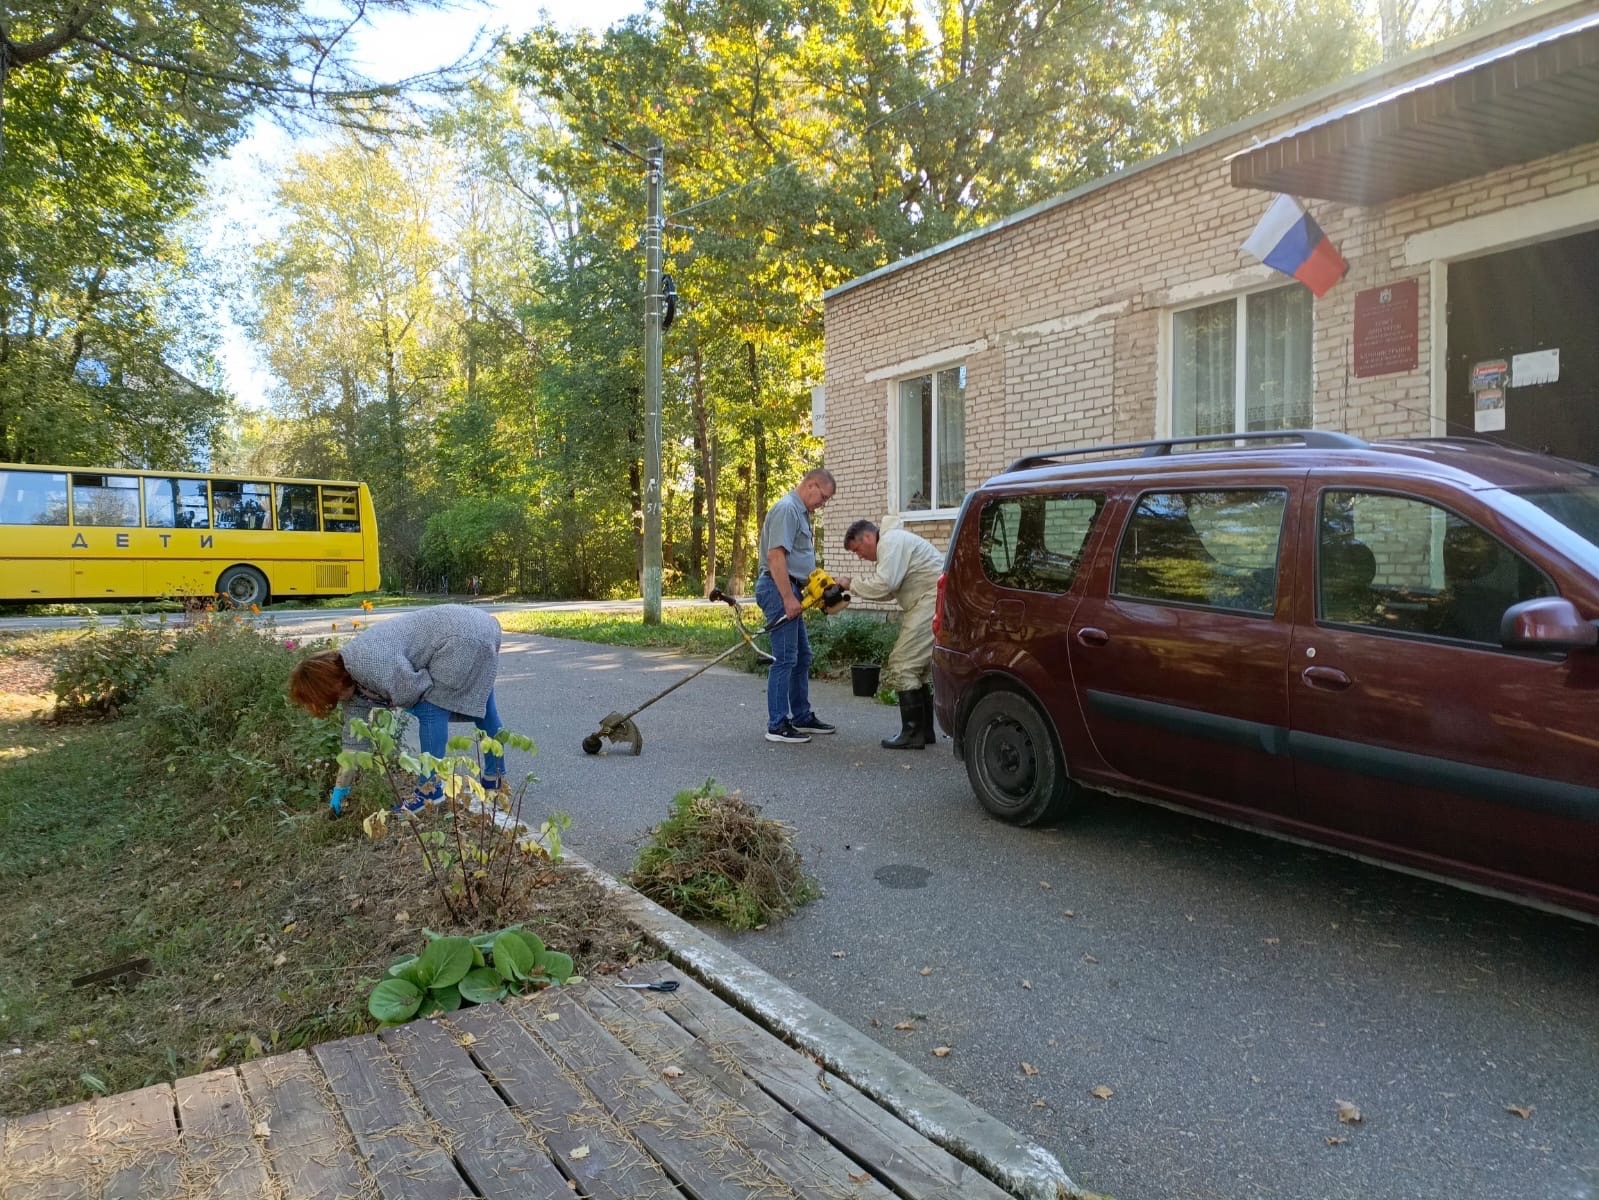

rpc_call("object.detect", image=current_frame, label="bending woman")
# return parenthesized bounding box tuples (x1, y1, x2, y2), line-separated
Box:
(288, 605, 506, 814)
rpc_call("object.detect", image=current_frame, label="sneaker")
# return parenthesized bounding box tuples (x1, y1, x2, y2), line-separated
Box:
(392, 795, 428, 815)
(791, 714, 837, 734)
(765, 721, 812, 744)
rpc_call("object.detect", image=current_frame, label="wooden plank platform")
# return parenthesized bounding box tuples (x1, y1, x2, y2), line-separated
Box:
(0, 962, 1017, 1200)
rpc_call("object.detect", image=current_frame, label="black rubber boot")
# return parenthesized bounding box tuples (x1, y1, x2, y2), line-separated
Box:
(920, 688, 938, 744)
(882, 687, 927, 750)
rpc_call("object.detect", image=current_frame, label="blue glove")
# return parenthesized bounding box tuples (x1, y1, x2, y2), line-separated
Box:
(329, 785, 350, 815)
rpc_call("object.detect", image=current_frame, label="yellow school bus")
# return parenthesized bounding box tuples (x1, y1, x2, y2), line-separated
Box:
(0, 464, 380, 607)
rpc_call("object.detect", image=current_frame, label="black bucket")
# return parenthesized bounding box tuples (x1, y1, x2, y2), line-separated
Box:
(851, 664, 881, 698)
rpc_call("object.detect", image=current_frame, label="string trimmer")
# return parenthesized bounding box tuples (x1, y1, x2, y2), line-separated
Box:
(581, 570, 851, 756)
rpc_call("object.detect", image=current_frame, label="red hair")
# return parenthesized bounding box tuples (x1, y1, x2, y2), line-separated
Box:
(288, 650, 354, 718)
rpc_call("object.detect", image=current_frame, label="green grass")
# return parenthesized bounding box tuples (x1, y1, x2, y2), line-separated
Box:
(498, 605, 902, 679)
(498, 605, 768, 661)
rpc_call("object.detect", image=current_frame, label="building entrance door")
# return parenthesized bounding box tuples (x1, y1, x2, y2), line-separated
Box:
(1446, 227, 1599, 464)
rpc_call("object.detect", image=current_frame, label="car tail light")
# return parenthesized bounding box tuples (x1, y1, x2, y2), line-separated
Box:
(933, 572, 948, 640)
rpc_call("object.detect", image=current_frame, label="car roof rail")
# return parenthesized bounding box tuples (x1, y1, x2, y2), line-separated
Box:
(1005, 429, 1368, 472)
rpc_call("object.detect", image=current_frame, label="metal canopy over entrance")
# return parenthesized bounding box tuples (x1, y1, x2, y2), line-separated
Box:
(1229, 11, 1599, 206)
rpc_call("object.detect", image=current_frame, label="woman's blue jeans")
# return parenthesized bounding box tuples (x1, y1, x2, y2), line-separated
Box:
(755, 573, 813, 733)
(411, 690, 504, 796)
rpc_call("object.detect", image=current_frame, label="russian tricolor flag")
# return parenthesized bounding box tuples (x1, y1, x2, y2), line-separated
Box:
(1242, 194, 1348, 298)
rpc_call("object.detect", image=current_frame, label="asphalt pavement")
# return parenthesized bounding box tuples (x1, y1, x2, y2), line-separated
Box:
(24, 603, 1599, 1198)
(391, 620, 1591, 1200)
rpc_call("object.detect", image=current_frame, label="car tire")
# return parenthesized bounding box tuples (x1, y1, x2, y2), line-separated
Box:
(963, 690, 1071, 826)
(217, 565, 270, 608)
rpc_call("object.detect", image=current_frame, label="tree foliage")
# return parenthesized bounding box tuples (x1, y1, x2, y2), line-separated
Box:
(238, 0, 1532, 597)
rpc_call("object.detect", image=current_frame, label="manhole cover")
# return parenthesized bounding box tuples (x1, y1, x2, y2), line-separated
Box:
(873, 864, 930, 889)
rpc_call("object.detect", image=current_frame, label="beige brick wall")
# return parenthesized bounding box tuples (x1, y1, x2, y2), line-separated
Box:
(822, 2, 1599, 573)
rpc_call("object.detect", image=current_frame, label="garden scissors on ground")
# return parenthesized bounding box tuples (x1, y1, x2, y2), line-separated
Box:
(616, 979, 679, 993)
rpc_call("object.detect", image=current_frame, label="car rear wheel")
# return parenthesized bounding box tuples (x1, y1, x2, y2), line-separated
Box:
(217, 565, 270, 608)
(964, 690, 1071, 826)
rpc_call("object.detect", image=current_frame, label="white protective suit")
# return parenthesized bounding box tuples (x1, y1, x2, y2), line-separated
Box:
(848, 527, 943, 691)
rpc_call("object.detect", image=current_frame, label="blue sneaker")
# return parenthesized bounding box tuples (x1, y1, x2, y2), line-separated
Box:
(392, 792, 429, 815)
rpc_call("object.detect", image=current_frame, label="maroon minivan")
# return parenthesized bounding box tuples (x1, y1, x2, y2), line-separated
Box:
(932, 431, 1599, 922)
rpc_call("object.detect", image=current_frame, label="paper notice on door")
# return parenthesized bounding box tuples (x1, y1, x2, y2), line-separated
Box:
(1511, 348, 1560, 387)
(1475, 387, 1506, 432)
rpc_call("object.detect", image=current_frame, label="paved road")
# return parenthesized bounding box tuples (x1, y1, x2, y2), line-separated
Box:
(482, 630, 1598, 1200)
(32, 604, 1597, 1198)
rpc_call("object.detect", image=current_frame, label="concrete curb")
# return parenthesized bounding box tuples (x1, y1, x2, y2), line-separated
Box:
(574, 855, 1084, 1200)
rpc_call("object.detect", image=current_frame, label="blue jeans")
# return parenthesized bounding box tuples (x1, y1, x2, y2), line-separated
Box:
(755, 574, 813, 732)
(411, 690, 505, 794)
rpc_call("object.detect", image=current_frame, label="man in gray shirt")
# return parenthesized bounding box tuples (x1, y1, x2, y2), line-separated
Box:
(755, 467, 836, 743)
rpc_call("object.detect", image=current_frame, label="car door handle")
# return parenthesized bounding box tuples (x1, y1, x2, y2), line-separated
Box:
(1076, 626, 1109, 647)
(1301, 665, 1352, 690)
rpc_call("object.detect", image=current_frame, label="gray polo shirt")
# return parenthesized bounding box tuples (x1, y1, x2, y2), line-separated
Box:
(758, 489, 816, 579)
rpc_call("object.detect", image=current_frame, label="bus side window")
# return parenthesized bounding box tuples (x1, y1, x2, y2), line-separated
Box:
(144, 478, 211, 528)
(322, 485, 361, 533)
(276, 484, 320, 531)
(72, 474, 140, 526)
(0, 470, 69, 525)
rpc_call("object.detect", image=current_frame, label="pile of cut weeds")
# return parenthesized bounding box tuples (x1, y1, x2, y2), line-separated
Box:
(630, 779, 820, 930)
(0, 640, 647, 1117)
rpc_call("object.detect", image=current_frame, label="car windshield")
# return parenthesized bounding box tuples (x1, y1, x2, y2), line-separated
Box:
(1504, 485, 1599, 568)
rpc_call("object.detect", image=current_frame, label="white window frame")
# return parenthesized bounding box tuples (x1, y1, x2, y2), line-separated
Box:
(886, 362, 966, 521)
(1163, 280, 1315, 439)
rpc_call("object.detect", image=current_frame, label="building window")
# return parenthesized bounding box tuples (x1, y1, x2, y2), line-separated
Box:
(896, 365, 966, 512)
(1172, 284, 1312, 436)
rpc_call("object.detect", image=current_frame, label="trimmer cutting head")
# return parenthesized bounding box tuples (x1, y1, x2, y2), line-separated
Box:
(583, 711, 643, 755)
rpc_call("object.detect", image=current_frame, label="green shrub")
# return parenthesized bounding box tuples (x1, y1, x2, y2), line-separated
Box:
(806, 611, 899, 676)
(52, 618, 173, 716)
(127, 619, 335, 810)
(629, 779, 819, 929)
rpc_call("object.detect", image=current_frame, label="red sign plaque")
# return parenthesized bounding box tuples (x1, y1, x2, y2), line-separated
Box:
(1352, 279, 1420, 378)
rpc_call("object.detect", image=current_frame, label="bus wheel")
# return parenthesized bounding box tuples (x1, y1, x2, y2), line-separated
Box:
(217, 565, 270, 608)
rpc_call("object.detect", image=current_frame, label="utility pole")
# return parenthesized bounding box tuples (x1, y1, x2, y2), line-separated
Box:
(642, 138, 664, 625)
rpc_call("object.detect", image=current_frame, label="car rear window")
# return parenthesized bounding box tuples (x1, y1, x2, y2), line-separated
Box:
(979, 494, 1104, 593)
(1114, 489, 1286, 612)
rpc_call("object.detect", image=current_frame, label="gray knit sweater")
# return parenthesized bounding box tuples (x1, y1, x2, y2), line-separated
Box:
(340, 605, 502, 719)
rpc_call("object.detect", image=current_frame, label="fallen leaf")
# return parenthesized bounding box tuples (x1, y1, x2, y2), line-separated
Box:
(282, 922, 296, 934)
(247, 1034, 264, 1056)
(893, 1020, 916, 1031)
(1264, 937, 1281, 945)
(1039, 881, 1053, 890)
(919, 967, 933, 976)
(272, 952, 287, 968)
(230, 879, 242, 889)
(1021, 979, 1032, 989)
(1090, 1085, 1114, 1100)
(1336, 1100, 1363, 1124)
(1185, 913, 1195, 922)
(932, 1046, 952, 1057)
(849, 1170, 870, 1183)
(1506, 1104, 1534, 1119)
(1326, 1136, 1348, 1146)
(1062, 910, 1077, 918)
(395, 911, 410, 924)
(1082, 954, 1099, 964)
(571, 1145, 590, 1159)
(1021, 1062, 1040, 1076)
(458, 1033, 477, 1048)
(542, 1013, 560, 1022)
(1032, 1098, 1047, 1108)
(662, 1065, 684, 1079)
(252, 1121, 271, 1139)
(831, 950, 848, 958)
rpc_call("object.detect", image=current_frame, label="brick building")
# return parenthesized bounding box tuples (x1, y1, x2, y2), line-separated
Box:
(820, 0, 1599, 574)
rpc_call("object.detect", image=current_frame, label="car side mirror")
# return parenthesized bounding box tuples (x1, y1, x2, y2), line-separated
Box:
(1500, 597, 1599, 651)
